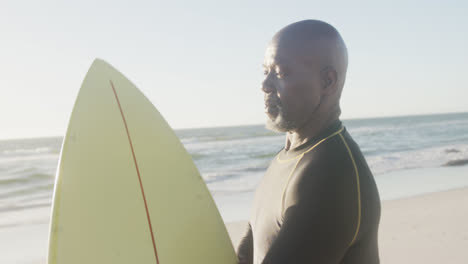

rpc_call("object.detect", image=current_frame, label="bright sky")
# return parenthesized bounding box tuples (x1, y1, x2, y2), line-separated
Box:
(1, 0, 467, 139)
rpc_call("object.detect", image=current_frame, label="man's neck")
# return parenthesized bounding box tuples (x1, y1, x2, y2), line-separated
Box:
(285, 111, 340, 151)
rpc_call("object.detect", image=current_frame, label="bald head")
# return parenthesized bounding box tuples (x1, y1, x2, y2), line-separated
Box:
(262, 20, 348, 133)
(270, 20, 348, 93)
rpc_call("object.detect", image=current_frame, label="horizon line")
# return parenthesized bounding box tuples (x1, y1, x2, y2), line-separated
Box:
(1, 110, 467, 141)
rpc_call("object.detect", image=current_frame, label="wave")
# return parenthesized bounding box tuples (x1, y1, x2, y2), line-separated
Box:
(0, 182, 54, 200)
(0, 154, 59, 165)
(176, 125, 281, 144)
(443, 159, 468, 167)
(204, 173, 238, 184)
(445, 148, 461, 153)
(202, 165, 266, 183)
(2, 147, 52, 155)
(367, 144, 468, 175)
(0, 202, 51, 213)
(0, 219, 49, 229)
(0, 173, 53, 185)
(0, 137, 62, 159)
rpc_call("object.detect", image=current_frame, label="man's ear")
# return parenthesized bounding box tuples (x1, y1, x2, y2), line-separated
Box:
(321, 67, 338, 95)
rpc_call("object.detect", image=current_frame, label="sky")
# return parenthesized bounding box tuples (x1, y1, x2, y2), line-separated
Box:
(0, 0, 467, 139)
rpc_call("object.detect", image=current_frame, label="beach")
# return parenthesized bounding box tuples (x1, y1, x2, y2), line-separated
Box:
(1, 113, 468, 263)
(1, 166, 468, 263)
(2, 181, 468, 263)
(227, 186, 468, 264)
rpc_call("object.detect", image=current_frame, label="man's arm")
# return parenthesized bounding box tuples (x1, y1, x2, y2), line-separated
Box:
(236, 222, 254, 264)
(261, 164, 359, 264)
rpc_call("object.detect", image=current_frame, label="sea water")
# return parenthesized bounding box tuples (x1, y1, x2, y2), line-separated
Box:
(1, 112, 468, 227)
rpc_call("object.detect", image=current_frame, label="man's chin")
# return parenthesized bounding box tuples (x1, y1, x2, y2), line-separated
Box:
(265, 116, 293, 133)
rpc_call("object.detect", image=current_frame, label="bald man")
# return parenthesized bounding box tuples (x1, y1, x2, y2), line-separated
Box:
(236, 20, 381, 264)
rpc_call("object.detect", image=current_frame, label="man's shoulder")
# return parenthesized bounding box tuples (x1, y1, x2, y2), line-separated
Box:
(286, 132, 359, 189)
(299, 132, 350, 168)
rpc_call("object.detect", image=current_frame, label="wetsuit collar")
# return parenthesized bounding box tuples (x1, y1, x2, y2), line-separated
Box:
(279, 120, 343, 160)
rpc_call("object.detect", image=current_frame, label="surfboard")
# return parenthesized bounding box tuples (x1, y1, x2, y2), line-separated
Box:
(47, 59, 238, 264)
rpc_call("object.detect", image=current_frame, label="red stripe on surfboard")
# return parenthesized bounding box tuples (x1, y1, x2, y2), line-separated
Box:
(110, 80, 160, 264)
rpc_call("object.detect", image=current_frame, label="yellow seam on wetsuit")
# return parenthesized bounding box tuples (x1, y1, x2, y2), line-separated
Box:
(277, 127, 344, 163)
(339, 133, 362, 247)
(279, 126, 344, 213)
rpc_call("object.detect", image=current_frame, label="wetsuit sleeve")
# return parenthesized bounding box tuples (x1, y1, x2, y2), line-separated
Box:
(236, 222, 254, 264)
(261, 164, 358, 264)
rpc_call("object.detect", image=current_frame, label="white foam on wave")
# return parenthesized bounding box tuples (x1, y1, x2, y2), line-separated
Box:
(2, 147, 51, 155)
(368, 143, 468, 175)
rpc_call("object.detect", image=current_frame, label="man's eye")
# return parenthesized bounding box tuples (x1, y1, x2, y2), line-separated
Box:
(274, 66, 287, 79)
(276, 71, 285, 79)
(263, 69, 269, 75)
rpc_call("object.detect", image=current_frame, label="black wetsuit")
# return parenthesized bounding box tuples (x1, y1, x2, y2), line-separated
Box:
(237, 121, 381, 264)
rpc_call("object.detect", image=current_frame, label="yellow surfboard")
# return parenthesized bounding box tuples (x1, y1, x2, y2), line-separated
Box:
(47, 59, 237, 264)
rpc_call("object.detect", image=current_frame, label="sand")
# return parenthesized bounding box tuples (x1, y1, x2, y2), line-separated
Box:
(2, 184, 468, 263)
(226, 187, 468, 264)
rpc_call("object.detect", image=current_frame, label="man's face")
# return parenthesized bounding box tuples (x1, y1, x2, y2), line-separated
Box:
(262, 42, 323, 132)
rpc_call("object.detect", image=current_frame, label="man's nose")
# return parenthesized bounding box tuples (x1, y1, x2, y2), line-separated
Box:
(261, 74, 275, 94)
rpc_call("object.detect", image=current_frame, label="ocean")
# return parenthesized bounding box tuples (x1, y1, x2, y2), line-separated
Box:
(1, 112, 468, 228)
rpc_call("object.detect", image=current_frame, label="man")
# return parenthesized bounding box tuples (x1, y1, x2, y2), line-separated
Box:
(236, 20, 381, 264)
